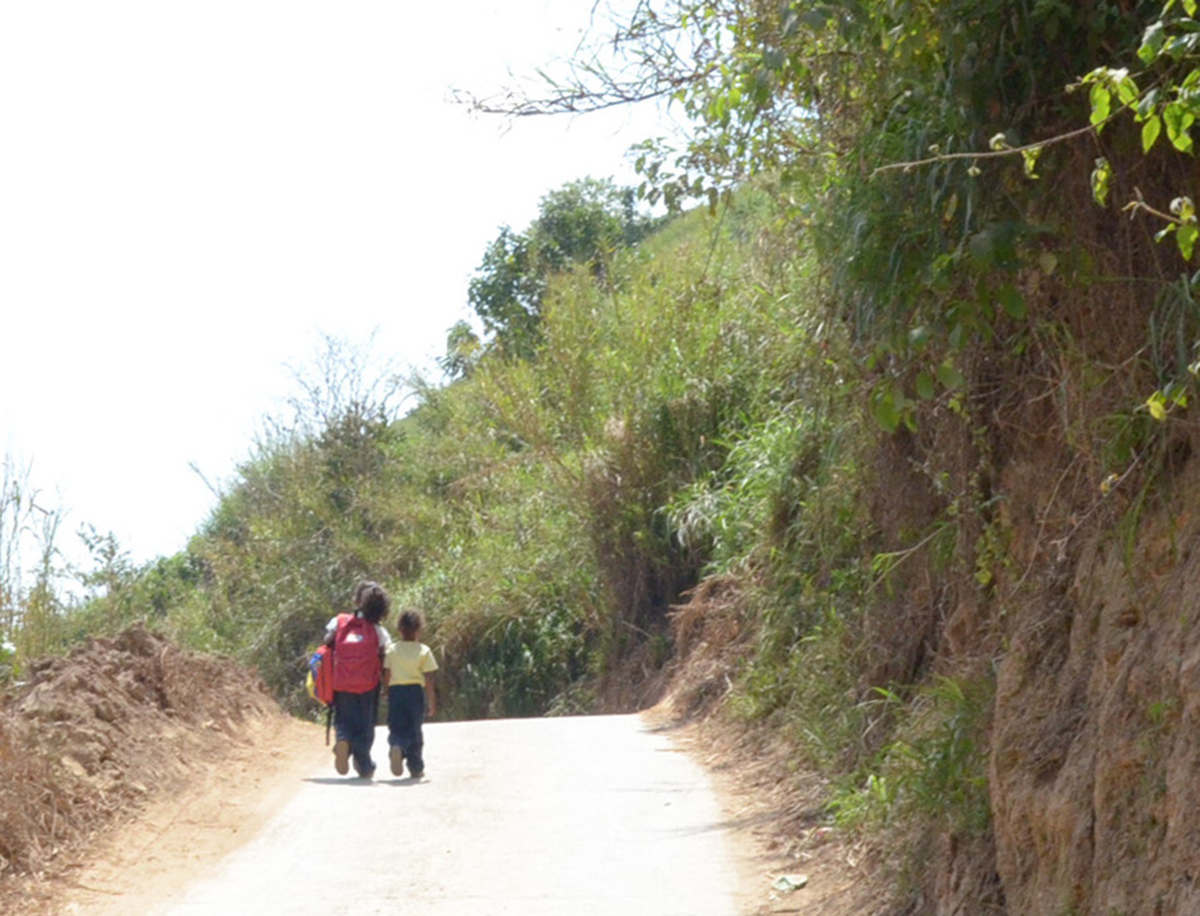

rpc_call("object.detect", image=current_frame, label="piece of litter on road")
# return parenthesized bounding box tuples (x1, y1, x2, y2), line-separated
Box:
(772, 874, 809, 893)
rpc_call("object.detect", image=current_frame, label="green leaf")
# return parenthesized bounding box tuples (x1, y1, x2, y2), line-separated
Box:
(1165, 33, 1200, 60)
(1147, 391, 1168, 421)
(1138, 88, 1161, 120)
(872, 388, 902, 433)
(1164, 102, 1197, 152)
(1179, 129, 1196, 155)
(915, 371, 936, 400)
(1140, 21, 1166, 64)
(948, 322, 965, 349)
(1178, 223, 1199, 260)
(1116, 74, 1140, 107)
(1090, 83, 1112, 127)
(1143, 114, 1163, 152)
(1091, 157, 1112, 207)
(997, 284, 1026, 319)
(937, 362, 966, 390)
(1021, 146, 1042, 180)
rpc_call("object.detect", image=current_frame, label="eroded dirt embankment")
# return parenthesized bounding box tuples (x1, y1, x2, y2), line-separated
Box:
(0, 624, 289, 914)
(986, 441, 1200, 916)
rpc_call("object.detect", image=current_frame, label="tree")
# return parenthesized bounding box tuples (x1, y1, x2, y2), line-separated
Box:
(467, 226, 545, 360)
(467, 177, 662, 360)
(440, 320, 483, 380)
(528, 177, 633, 273)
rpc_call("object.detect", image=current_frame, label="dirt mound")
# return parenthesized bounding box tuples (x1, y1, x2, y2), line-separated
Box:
(0, 623, 286, 912)
(658, 575, 755, 719)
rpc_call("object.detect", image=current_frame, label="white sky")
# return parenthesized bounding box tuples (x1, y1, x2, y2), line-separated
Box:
(1, 1, 673, 574)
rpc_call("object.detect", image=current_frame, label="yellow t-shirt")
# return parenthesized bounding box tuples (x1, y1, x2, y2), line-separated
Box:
(384, 641, 438, 686)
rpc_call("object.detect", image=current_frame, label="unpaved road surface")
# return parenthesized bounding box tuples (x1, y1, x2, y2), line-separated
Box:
(64, 714, 758, 915)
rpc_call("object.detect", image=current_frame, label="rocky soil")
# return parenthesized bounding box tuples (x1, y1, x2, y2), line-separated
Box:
(0, 624, 286, 914)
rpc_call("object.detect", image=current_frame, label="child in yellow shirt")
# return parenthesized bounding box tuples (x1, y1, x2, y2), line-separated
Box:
(382, 609, 439, 779)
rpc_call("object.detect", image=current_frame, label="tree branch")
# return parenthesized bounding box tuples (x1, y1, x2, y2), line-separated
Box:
(869, 120, 1107, 178)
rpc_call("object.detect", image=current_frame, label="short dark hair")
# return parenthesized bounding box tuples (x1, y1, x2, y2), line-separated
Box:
(356, 581, 390, 624)
(397, 609, 424, 637)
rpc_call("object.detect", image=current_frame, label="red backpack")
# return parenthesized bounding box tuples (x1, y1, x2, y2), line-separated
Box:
(331, 612, 381, 693)
(306, 644, 334, 706)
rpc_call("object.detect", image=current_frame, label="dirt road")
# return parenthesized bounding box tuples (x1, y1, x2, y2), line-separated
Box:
(62, 714, 760, 915)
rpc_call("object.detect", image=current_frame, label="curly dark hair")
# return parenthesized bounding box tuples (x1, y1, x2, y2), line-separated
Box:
(355, 581, 390, 624)
(397, 609, 424, 638)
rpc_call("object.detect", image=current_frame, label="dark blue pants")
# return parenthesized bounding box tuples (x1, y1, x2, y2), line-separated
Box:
(387, 684, 426, 774)
(334, 688, 379, 776)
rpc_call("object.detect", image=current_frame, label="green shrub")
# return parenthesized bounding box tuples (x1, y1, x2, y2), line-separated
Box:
(831, 675, 995, 835)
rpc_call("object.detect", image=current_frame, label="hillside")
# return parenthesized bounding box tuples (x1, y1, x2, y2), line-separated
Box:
(8, 4, 1200, 914)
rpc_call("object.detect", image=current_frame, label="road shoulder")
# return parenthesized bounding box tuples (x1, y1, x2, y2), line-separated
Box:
(57, 715, 325, 916)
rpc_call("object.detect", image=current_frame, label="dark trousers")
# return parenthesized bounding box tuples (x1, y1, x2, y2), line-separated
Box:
(387, 683, 426, 774)
(334, 688, 379, 775)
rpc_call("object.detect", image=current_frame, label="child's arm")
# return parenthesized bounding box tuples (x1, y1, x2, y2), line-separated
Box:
(377, 624, 391, 688)
(424, 672, 437, 718)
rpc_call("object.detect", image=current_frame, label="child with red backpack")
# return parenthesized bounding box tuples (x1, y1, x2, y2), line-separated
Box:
(322, 581, 394, 778)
